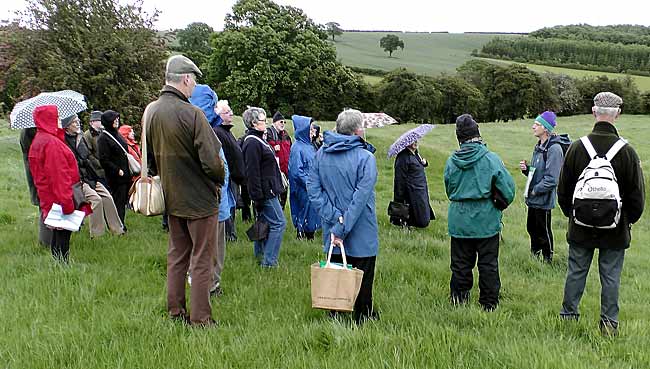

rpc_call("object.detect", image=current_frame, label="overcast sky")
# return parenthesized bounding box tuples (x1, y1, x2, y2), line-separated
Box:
(2, 0, 649, 33)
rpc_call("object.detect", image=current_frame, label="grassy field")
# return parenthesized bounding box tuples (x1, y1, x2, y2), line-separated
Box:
(480, 57, 650, 92)
(334, 32, 520, 76)
(2, 115, 650, 368)
(336, 32, 650, 91)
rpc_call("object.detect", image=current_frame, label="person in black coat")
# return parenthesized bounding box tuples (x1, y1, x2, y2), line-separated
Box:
(390, 141, 434, 228)
(241, 107, 286, 267)
(214, 100, 245, 240)
(97, 110, 131, 230)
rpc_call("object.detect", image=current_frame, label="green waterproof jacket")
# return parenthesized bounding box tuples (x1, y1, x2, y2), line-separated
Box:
(444, 141, 516, 238)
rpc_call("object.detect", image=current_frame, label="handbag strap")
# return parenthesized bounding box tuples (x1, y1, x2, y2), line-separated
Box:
(140, 103, 153, 181)
(245, 133, 283, 171)
(325, 233, 348, 269)
(102, 130, 129, 156)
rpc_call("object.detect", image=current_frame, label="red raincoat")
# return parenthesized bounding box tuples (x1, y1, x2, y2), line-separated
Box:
(28, 105, 91, 219)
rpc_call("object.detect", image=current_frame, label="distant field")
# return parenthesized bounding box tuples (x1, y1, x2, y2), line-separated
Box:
(336, 32, 650, 91)
(480, 57, 650, 92)
(334, 32, 520, 76)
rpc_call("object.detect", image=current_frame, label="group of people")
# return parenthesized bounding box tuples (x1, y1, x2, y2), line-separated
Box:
(21, 107, 144, 260)
(22, 53, 645, 335)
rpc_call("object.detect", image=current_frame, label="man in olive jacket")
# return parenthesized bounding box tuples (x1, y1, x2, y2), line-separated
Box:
(145, 55, 225, 326)
(558, 92, 645, 337)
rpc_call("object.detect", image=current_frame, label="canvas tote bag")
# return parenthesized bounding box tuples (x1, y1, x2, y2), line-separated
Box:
(129, 103, 165, 216)
(310, 237, 364, 312)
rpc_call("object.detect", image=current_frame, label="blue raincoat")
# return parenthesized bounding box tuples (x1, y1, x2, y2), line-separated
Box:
(306, 131, 379, 257)
(288, 115, 321, 233)
(189, 84, 234, 220)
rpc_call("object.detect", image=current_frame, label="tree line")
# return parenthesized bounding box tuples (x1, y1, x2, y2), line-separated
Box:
(530, 24, 650, 47)
(2, 0, 649, 128)
(476, 37, 650, 76)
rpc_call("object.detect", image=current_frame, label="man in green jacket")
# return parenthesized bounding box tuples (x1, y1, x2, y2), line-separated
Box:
(444, 114, 516, 311)
(558, 92, 645, 337)
(145, 55, 225, 327)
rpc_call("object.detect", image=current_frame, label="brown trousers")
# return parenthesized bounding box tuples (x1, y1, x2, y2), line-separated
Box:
(167, 214, 218, 324)
(82, 182, 123, 237)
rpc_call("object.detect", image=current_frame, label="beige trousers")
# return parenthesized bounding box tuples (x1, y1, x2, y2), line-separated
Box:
(82, 182, 124, 237)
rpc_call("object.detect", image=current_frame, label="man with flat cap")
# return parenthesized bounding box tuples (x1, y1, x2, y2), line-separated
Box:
(145, 54, 225, 326)
(558, 92, 645, 337)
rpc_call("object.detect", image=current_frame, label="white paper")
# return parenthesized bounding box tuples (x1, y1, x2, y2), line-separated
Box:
(523, 167, 536, 199)
(44, 203, 86, 232)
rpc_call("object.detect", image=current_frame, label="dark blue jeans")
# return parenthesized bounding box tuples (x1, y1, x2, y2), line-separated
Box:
(253, 197, 286, 267)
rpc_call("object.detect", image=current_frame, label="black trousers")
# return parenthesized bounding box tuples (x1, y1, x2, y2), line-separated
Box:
(108, 180, 130, 229)
(50, 229, 72, 262)
(329, 254, 376, 322)
(526, 207, 553, 261)
(225, 206, 237, 240)
(450, 234, 500, 310)
(239, 184, 252, 222)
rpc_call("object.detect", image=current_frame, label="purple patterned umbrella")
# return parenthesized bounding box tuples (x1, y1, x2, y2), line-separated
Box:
(387, 124, 435, 158)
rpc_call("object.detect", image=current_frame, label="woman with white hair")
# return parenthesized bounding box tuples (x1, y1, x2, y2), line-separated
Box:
(241, 107, 286, 267)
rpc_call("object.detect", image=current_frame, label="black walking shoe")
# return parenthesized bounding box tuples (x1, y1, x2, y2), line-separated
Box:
(600, 320, 619, 337)
(210, 285, 224, 298)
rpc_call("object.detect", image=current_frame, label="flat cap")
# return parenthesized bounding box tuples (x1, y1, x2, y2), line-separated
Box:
(165, 55, 202, 77)
(593, 92, 622, 108)
(89, 110, 102, 122)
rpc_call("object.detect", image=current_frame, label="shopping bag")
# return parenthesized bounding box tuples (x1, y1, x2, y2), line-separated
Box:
(310, 238, 363, 312)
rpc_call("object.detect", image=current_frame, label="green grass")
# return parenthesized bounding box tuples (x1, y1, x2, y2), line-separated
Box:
(334, 32, 520, 76)
(480, 57, 650, 92)
(2, 115, 650, 368)
(336, 32, 650, 91)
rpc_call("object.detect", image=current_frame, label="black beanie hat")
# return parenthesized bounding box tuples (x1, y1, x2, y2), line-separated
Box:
(101, 110, 120, 130)
(272, 111, 284, 123)
(455, 114, 480, 143)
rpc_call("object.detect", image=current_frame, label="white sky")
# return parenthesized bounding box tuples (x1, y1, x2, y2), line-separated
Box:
(2, 0, 649, 33)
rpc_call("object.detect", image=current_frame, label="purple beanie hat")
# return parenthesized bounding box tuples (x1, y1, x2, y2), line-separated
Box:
(535, 111, 557, 132)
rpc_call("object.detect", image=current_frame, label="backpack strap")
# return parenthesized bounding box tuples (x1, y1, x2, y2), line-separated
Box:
(605, 138, 627, 161)
(579, 136, 598, 159)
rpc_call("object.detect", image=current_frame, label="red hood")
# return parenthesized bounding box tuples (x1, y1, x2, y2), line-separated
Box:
(118, 125, 137, 146)
(33, 105, 60, 135)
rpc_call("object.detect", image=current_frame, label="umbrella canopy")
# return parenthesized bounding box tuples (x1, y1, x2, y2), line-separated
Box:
(387, 124, 435, 158)
(10, 90, 87, 129)
(362, 112, 397, 129)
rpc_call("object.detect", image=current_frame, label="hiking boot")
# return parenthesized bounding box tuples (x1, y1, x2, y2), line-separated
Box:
(210, 284, 224, 297)
(170, 313, 190, 325)
(600, 320, 619, 337)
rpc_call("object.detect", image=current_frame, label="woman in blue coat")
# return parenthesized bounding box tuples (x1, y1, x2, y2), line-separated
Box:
(288, 115, 321, 239)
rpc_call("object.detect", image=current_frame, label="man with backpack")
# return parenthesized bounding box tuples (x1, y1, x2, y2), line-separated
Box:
(557, 92, 645, 337)
(519, 111, 569, 263)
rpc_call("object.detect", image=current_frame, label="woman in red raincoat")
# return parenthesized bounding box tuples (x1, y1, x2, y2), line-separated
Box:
(28, 105, 91, 262)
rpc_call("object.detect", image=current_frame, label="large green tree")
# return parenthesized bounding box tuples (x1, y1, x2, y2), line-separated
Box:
(379, 34, 404, 57)
(206, 0, 369, 119)
(175, 22, 214, 72)
(2, 0, 166, 126)
(376, 68, 440, 123)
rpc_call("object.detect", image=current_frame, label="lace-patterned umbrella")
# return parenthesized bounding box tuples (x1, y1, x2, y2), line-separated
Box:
(387, 124, 435, 158)
(9, 90, 87, 129)
(362, 113, 397, 129)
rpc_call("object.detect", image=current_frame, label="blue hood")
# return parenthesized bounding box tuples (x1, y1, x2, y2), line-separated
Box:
(292, 115, 312, 144)
(322, 131, 367, 153)
(189, 84, 219, 127)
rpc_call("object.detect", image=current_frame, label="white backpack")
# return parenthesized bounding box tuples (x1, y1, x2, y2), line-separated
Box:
(572, 136, 627, 229)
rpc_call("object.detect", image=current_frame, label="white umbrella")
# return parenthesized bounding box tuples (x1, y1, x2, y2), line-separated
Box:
(10, 90, 87, 129)
(362, 112, 397, 129)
